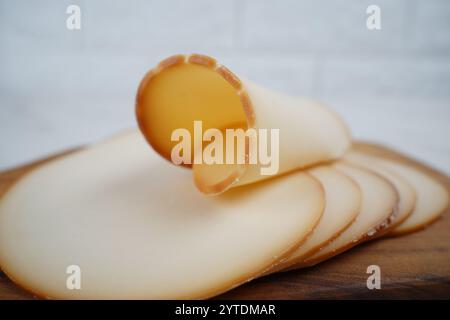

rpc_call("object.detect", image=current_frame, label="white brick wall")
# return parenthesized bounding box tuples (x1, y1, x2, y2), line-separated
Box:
(319, 56, 450, 99)
(413, 0, 450, 52)
(1, 0, 449, 174)
(240, 0, 408, 53)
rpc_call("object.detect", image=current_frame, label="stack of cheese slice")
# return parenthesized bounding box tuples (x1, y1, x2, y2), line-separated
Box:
(274, 151, 448, 272)
(0, 54, 448, 299)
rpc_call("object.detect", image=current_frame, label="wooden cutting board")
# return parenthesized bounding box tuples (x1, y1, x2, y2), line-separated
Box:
(0, 142, 449, 299)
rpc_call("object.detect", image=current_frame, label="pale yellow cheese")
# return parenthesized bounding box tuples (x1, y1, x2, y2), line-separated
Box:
(348, 152, 448, 235)
(0, 132, 324, 299)
(136, 54, 351, 195)
(271, 165, 361, 272)
(299, 162, 398, 267)
(344, 151, 416, 230)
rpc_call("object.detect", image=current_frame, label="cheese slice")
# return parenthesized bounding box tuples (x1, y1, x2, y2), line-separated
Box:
(271, 165, 361, 273)
(344, 151, 416, 230)
(0, 131, 324, 299)
(136, 54, 351, 195)
(349, 152, 448, 235)
(298, 162, 398, 268)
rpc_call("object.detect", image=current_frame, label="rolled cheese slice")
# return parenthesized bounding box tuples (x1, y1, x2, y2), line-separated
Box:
(348, 152, 448, 235)
(298, 162, 398, 268)
(0, 131, 324, 299)
(271, 165, 361, 273)
(136, 54, 351, 195)
(344, 151, 416, 230)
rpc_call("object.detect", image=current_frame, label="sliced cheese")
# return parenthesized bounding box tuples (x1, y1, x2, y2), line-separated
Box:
(344, 151, 416, 230)
(298, 162, 398, 268)
(136, 54, 351, 195)
(349, 152, 448, 235)
(271, 165, 361, 273)
(0, 131, 324, 299)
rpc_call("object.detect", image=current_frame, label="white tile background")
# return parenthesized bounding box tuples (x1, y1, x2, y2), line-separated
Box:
(1, 0, 449, 174)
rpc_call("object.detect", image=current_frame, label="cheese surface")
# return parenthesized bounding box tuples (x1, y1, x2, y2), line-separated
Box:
(0, 132, 324, 299)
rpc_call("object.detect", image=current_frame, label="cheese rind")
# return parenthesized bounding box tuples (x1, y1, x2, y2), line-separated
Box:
(0, 132, 324, 299)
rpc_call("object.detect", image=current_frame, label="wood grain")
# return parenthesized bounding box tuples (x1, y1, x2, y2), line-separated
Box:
(0, 142, 449, 299)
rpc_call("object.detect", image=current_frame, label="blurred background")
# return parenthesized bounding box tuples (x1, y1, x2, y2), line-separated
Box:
(1, 0, 449, 174)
